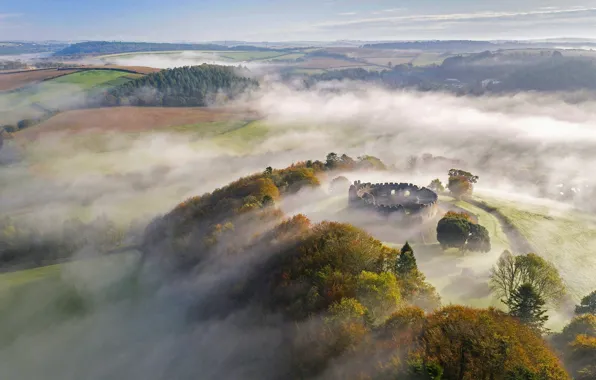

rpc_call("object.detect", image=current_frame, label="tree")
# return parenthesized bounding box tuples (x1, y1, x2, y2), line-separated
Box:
(490, 251, 566, 306)
(437, 214, 470, 249)
(428, 179, 445, 193)
(576, 290, 596, 315)
(505, 283, 549, 333)
(466, 223, 491, 252)
(263, 166, 273, 177)
(395, 242, 417, 276)
(436, 212, 490, 252)
(448, 176, 473, 199)
(325, 152, 340, 169)
(447, 169, 478, 199)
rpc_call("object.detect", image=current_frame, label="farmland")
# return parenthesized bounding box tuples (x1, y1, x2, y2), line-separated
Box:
(0, 69, 80, 91)
(17, 106, 254, 137)
(0, 69, 144, 124)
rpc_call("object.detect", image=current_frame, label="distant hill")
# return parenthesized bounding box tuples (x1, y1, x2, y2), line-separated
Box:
(307, 50, 596, 93)
(53, 41, 278, 56)
(362, 40, 497, 51)
(102, 64, 258, 107)
(0, 41, 68, 56)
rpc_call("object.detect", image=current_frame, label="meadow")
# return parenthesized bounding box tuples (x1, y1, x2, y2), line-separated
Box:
(0, 69, 142, 123)
(474, 193, 596, 301)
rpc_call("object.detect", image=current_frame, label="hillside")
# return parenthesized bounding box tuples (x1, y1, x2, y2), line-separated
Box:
(102, 64, 258, 107)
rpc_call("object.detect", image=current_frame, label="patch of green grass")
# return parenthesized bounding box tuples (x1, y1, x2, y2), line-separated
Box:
(261, 53, 306, 61)
(0, 70, 139, 123)
(474, 193, 596, 301)
(167, 119, 252, 137)
(411, 53, 450, 66)
(211, 120, 271, 151)
(47, 70, 138, 89)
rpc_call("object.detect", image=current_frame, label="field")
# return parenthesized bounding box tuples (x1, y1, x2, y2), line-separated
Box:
(0, 70, 144, 124)
(0, 69, 80, 91)
(17, 106, 255, 137)
(474, 193, 596, 301)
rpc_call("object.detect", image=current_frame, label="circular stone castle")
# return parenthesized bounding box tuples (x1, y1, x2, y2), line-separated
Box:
(348, 180, 438, 222)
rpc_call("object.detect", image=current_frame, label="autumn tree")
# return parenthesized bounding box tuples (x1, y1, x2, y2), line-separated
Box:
(489, 251, 566, 307)
(555, 314, 596, 380)
(576, 290, 596, 315)
(412, 306, 569, 380)
(447, 169, 478, 199)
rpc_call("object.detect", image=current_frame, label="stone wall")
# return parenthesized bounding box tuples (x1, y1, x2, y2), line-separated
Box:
(348, 180, 438, 222)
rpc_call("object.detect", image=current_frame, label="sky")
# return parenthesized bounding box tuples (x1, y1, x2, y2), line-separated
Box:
(2, 0, 596, 42)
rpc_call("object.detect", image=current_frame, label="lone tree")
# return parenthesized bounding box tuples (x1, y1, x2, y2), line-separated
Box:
(490, 251, 566, 307)
(428, 179, 445, 193)
(506, 283, 549, 333)
(447, 169, 478, 199)
(576, 290, 596, 315)
(436, 211, 491, 252)
(395, 242, 417, 276)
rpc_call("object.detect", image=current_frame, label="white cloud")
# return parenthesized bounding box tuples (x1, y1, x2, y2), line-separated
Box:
(338, 12, 357, 16)
(316, 6, 596, 29)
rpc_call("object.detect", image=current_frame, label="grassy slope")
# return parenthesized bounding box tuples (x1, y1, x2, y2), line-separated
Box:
(0, 70, 140, 123)
(0, 251, 142, 344)
(474, 193, 596, 301)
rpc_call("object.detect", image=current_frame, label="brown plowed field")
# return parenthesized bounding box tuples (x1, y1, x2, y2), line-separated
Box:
(0, 69, 80, 91)
(17, 106, 256, 138)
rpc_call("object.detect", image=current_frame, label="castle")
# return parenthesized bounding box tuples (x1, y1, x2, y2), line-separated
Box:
(348, 180, 438, 222)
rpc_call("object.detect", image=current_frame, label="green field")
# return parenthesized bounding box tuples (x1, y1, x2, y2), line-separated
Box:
(48, 70, 142, 88)
(0, 70, 140, 123)
(0, 251, 143, 344)
(411, 52, 451, 66)
(474, 193, 596, 301)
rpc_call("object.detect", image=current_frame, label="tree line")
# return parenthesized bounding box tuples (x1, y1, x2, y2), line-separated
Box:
(100, 64, 258, 107)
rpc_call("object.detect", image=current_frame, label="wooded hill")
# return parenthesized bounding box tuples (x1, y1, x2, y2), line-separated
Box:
(102, 64, 258, 107)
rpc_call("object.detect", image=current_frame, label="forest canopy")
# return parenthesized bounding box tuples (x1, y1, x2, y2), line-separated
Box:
(101, 64, 258, 107)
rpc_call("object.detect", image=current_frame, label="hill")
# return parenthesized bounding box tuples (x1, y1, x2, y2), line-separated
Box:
(0, 69, 144, 128)
(0, 69, 80, 91)
(102, 64, 258, 107)
(54, 41, 278, 56)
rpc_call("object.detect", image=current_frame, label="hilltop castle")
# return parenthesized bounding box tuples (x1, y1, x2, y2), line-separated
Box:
(348, 180, 438, 222)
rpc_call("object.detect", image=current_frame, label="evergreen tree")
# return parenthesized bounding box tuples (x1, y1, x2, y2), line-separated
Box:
(396, 242, 417, 276)
(506, 283, 549, 333)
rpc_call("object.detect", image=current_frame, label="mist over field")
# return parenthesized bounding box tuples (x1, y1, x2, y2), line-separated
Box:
(3, 61, 596, 378)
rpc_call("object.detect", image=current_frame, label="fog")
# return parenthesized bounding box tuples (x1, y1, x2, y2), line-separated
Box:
(101, 51, 280, 73)
(2, 79, 596, 378)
